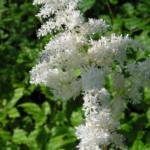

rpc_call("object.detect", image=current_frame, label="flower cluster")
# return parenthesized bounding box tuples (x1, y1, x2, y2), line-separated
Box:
(31, 0, 150, 149)
(76, 89, 123, 150)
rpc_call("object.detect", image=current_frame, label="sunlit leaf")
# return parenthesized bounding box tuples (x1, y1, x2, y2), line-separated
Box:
(19, 103, 47, 127)
(12, 129, 27, 144)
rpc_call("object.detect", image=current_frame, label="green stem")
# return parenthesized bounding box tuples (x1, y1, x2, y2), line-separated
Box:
(103, 145, 108, 150)
(106, 1, 114, 24)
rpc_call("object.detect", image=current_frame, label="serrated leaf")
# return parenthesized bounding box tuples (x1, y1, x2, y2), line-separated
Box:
(12, 129, 27, 144)
(0, 110, 7, 122)
(19, 103, 46, 127)
(130, 139, 145, 150)
(8, 108, 20, 118)
(19, 102, 41, 115)
(46, 135, 65, 150)
(51, 126, 75, 137)
(71, 109, 83, 126)
(124, 17, 145, 31)
(120, 123, 132, 132)
(0, 130, 11, 141)
(137, 3, 150, 15)
(54, 111, 67, 125)
(122, 3, 135, 16)
(42, 101, 51, 115)
(27, 129, 40, 150)
(6, 88, 24, 109)
(46, 134, 76, 150)
(112, 15, 123, 32)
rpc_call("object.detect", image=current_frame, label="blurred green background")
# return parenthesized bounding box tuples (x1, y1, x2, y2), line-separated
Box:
(0, 0, 150, 149)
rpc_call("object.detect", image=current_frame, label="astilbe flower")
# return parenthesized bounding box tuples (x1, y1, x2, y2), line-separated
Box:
(30, 0, 150, 149)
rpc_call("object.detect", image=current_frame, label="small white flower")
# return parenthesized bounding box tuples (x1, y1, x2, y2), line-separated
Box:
(88, 34, 132, 66)
(81, 66, 108, 91)
(79, 18, 108, 35)
(76, 88, 122, 149)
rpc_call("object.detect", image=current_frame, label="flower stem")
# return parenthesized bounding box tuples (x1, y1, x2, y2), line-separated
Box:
(103, 145, 108, 150)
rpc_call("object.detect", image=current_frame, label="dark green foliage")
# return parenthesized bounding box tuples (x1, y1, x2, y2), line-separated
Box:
(0, 0, 150, 149)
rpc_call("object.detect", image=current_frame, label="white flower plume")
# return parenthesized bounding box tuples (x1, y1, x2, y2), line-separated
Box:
(31, 0, 150, 149)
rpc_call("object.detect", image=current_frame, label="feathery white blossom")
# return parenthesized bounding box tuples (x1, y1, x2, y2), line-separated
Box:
(30, 63, 82, 100)
(42, 32, 86, 59)
(126, 58, 150, 103)
(34, 0, 84, 37)
(81, 66, 108, 91)
(76, 89, 123, 149)
(79, 18, 109, 35)
(88, 34, 133, 66)
(31, 0, 150, 149)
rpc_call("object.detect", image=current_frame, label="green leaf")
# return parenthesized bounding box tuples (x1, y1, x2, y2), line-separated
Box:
(42, 101, 51, 115)
(112, 15, 123, 33)
(130, 139, 145, 150)
(124, 17, 145, 31)
(109, 0, 118, 5)
(146, 108, 150, 124)
(54, 111, 67, 125)
(6, 88, 24, 109)
(51, 126, 75, 137)
(0, 109, 7, 122)
(137, 3, 150, 15)
(135, 31, 150, 47)
(8, 108, 20, 118)
(27, 129, 39, 150)
(0, 0, 5, 18)
(46, 135, 66, 150)
(79, 0, 96, 13)
(122, 3, 135, 17)
(100, 15, 111, 25)
(19, 103, 47, 127)
(12, 129, 27, 144)
(0, 130, 11, 141)
(144, 87, 150, 105)
(71, 109, 83, 126)
(74, 68, 81, 77)
(120, 123, 133, 132)
(19, 102, 41, 116)
(46, 134, 76, 150)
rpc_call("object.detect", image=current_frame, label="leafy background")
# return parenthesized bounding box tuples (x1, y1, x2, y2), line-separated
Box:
(0, 0, 150, 149)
